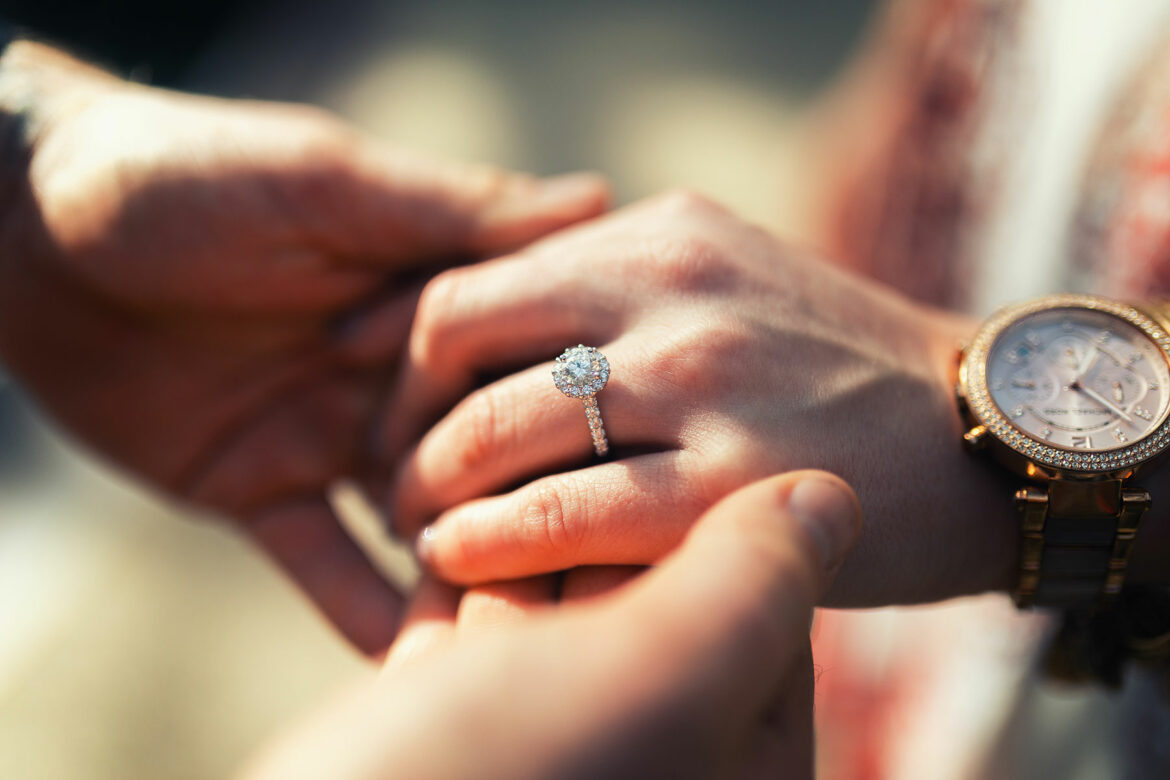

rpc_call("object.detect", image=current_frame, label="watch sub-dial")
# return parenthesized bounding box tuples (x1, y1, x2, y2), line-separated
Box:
(1045, 335, 1093, 373)
(1001, 340, 1040, 365)
(1088, 368, 1149, 415)
(1005, 366, 1059, 405)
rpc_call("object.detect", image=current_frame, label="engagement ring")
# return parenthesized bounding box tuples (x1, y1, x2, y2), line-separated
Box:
(552, 345, 610, 456)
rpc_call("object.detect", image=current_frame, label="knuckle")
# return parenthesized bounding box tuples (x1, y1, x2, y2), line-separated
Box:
(644, 232, 734, 292)
(644, 317, 753, 400)
(651, 188, 728, 219)
(459, 164, 514, 210)
(411, 269, 465, 363)
(518, 479, 586, 555)
(456, 387, 515, 471)
(276, 107, 359, 168)
(256, 118, 362, 218)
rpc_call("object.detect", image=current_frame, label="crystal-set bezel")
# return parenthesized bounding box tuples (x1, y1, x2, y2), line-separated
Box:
(963, 294, 1170, 473)
(552, 345, 610, 398)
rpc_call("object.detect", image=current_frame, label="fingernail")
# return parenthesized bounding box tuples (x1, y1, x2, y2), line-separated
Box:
(786, 476, 860, 570)
(415, 525, 437, 565)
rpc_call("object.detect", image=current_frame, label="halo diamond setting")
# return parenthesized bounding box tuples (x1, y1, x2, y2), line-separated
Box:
(553, 345, 610, 398)
(553, 345, 611, 455)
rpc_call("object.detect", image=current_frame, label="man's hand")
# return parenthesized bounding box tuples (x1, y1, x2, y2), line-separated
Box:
(378, 191, 1019, 606)
(0, 41, 607, 653)
(243, 470, 862, 780)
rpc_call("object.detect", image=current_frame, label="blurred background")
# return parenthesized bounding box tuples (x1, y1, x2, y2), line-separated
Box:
(0, 1, 873, 777)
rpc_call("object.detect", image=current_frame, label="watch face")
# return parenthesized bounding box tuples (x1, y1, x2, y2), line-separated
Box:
(987, 307, 1170, 451)
(965, 295, 1170, 472)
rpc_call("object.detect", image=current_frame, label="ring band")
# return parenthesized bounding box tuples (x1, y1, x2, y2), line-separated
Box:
(552, 345, 611, 456)
(581, 395, 609, 456)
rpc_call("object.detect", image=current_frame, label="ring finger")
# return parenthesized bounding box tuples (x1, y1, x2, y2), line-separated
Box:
(391, 337, 681, 538)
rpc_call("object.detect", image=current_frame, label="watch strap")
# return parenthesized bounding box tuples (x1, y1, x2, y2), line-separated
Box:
(1015, 479, 1149, 609)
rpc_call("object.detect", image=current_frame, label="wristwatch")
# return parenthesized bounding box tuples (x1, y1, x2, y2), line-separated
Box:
(957, 294, 1170, 610)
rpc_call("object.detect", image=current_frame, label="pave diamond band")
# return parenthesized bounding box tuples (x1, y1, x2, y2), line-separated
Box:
(553, 345, 610, 456)
(581, 395, 609, 456)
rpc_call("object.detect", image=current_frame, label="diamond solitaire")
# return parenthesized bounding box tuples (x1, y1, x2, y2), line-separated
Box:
(552, 345, 610, 455)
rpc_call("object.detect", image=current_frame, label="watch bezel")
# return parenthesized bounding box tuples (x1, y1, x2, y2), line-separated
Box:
(960, 293, 1170, 475)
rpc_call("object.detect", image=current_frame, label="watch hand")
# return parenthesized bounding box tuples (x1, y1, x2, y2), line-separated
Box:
(1071, 346, 1103, 385)
(1074, 383, 1135, 424)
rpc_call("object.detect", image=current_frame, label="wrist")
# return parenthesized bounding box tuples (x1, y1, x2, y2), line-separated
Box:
(822, 301, 1019, 606)
(929, 307, 1021, 595)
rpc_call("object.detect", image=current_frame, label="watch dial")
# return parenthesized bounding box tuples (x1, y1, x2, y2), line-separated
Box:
(986, 308, 1170, 452)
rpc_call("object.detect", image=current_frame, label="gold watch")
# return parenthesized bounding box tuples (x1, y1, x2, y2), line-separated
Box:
(957, 294, 1170, 609)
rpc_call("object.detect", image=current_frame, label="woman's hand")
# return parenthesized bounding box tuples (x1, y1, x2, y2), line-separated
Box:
(244, 471, 861, 780)
(0, 41, 607, 653)
(383, 191, 1018, 606)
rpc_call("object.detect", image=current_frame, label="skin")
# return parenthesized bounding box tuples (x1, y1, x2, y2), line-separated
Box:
(0, 41, 608, 654)
(243, 470, 862, 780)
(382, 190, 1033, 606)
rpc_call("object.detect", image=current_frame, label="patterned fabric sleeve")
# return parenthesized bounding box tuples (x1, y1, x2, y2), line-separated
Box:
(1074, 33, 1170, 299)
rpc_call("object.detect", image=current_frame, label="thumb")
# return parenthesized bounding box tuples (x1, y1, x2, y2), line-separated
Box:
(326, 144, 609, 262)
(615, 470, 862, 714)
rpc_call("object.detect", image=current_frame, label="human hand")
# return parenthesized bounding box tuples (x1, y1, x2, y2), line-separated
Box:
(243, 470, 861, 780)
(383, 191, 1020, 606)
(0, 41, 607, 652)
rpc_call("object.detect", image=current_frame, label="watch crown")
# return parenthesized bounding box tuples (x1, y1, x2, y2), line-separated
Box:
(962, 425, 989, 453)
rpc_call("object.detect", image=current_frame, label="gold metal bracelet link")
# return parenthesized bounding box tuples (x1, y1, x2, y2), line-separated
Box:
(1104, 489, 1151, 596)
(1014, 486, 1049, 608)
(1015, 481, 1150, 609)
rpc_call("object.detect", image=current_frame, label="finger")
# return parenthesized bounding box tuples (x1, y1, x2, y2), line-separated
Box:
(747, 639, 815, 780)
(613, 471, 861, 715)
(370, 199, 672, 465)
(415, 451, 709, 584)
(388, 188, 728, 385)
(324, 145, 610, 262)
(381, 576, 461, 673)
(559, 566, 643, 603)
(330, 284, 422, 368)
(371, 191, 729, 465)
(247, 497, 405, 655)
(409, 243, 624, 372)
(455, 575, 558, 634)
(374, 253, 623, 465)
(392, 348, 678, 538)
